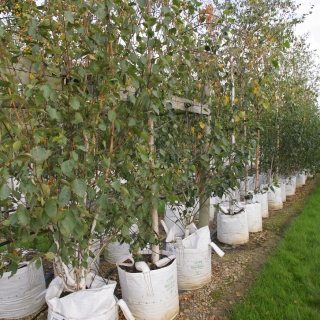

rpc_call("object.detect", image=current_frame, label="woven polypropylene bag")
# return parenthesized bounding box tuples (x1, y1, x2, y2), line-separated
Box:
(0, 261, 46, 319)
(117, 254, 179, 320)
(46, 274, 119, 320)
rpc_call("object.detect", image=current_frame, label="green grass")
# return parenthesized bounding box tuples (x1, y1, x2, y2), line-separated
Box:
(210, 287, 224, 304)
(229, 181, 320, 320)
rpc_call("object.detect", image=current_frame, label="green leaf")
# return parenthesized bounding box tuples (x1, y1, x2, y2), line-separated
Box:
(128, 118, 135, 126)
(161, 6, 170, 13)
(141, 153, 149, 162)
(71, 179, 86, 197)
(272, 59, 279, 69)
(58, 187, 71, 207)
(120, 186, 130, 196)
(61, 160, 75, 177)
(45, 199, 57, 217)
(45, 252, 55, 260)
(70, 97, 80, 110)
(14, 154, 32, 162)
(113, 180, 121, 191)
(51, 210, 65, 222)
(40, 84, 52, 99)
(30, 146, 50, 163)
(35, 258, 41, 269)
(64, 11, 74, 23)
(0, 184, 11, 200)
(2, 219, 10, 226)
(140, 131, 149, 141)
(13, 140, 21, 151)
(17, 205, 29, 225)
(108, 110, 116, 121)
(52, 135, 67, 144)
(75, 112, 83, 123)
(283, 41, 290, 48)
(137, 0, 146, 7)
(122, 226, 130, 236)
(120, 60, 128, 72)
(0, 80, 10, 87)
(41, 183, 51, 198)
(46, 105, 59, 120)
(201, 154, 209, 161)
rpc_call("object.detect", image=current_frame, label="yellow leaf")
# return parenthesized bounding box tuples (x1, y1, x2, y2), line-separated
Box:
(60, 34, 65, 40)
(234, 115, 240, 123)
(253, 87, 259, 94)
(199, 121, 205, 129)
(197, 133, 202, 139)
(29, 73, 34, 80)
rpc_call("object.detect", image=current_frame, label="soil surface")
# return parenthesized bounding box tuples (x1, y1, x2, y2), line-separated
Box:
(6, 176, 318, 320)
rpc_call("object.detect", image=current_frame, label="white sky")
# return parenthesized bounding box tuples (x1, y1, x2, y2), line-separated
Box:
(295, 1, 320, 55)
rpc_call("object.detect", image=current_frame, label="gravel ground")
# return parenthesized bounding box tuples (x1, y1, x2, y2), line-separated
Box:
(3, 176, 318, 320)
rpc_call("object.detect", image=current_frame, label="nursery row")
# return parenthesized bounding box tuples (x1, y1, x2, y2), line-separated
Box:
(0, 170, 310, 319)
(0, 0, 319, 319)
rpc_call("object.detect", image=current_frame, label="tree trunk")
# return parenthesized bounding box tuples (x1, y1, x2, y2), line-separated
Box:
(255, 107, 261, 191)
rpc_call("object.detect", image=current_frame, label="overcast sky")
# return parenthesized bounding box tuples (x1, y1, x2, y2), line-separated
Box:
(295, 1, 320, 55)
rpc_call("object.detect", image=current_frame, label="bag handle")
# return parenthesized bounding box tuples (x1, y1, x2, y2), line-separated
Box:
(135, 261, 153, 296)
(175, 237, 184, 266)
(209, 242, 225, 257)
(117, 299, 135, 320)
(116, 256, 134, 267)
(34, 289, 47, 303)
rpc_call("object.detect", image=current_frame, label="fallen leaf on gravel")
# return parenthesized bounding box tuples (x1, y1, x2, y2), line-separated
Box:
(236, 291, 243, 297)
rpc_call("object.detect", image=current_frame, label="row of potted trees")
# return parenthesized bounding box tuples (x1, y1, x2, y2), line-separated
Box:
(0, 0, 319, 319)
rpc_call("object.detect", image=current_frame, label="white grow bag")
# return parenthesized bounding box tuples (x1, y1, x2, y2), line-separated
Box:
(46, 273, 125, 320)
(296, 173, 306, 188)
(117, 254, 179, 320)
(267, 186, 283, 211)
(217, 209, 249, 245)
(285, 177, 296, 196)
(164, 202, 199, 237)
(0, 260, 46, 319)
(306, 170, 314, 178)
(241, 202, 262, 233)
(164, 203, 187, 237)
(252, 192, 269, 218)
(166, 226, 224, 290)
(107, 242, 131, 265)
(106, 225, 139, 264)
(280, 182, 287, 202)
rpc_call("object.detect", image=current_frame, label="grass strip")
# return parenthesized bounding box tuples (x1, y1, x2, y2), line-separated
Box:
(229, 180, 320, 320)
